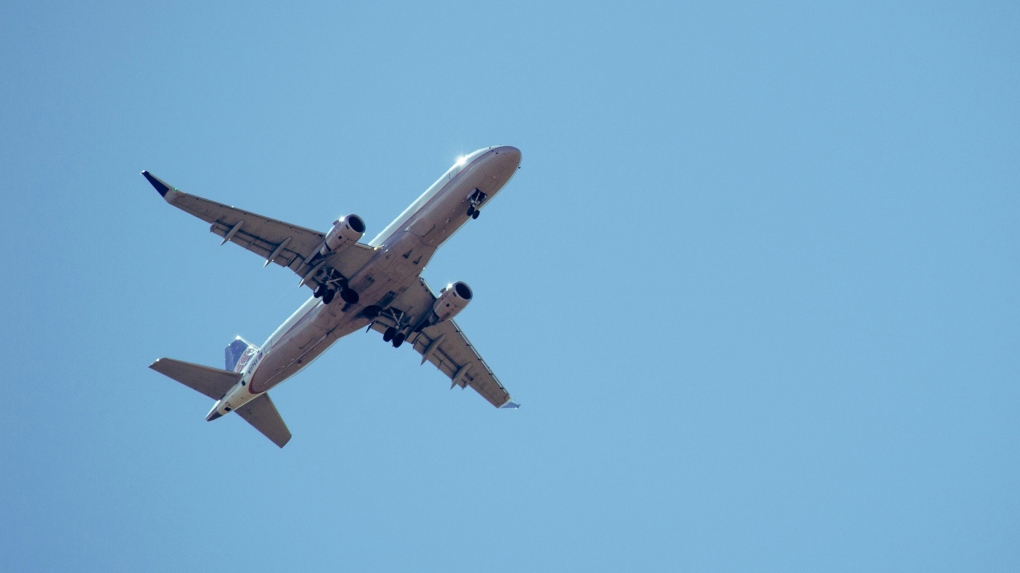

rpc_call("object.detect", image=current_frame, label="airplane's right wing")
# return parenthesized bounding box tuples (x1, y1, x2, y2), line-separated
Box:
(141, 171, 376, 289)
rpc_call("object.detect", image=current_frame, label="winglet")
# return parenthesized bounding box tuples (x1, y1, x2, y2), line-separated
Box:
(141, 170, 173, 197)
(500, 400, 521, 409)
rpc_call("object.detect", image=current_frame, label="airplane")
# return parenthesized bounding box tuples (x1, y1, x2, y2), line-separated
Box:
(142, 146, 522, 448)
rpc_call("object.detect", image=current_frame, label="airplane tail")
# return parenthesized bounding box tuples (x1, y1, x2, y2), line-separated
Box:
(149, 338, 292, 448)
(225, 336, 260, 372)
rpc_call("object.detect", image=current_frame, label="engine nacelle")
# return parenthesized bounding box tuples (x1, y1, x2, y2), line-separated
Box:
(433, 281, 473, 323)
(320, 214, 366, 256)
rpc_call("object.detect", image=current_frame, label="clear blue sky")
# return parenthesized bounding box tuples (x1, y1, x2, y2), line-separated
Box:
(1, 1, 1017, 571)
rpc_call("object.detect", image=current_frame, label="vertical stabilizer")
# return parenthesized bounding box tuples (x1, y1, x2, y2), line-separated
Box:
(225, 337, 259, 372)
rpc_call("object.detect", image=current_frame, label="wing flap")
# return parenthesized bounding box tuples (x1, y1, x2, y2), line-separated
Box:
(236, 393, 292, 448)
(168, 192, 323, 270)
(208, 217, 322, 271)
(149, 358, 241, 400)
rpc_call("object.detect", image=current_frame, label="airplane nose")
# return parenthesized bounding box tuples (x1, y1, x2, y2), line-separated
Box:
(487, 146, 521, 176)
(492, 145, 522, 167)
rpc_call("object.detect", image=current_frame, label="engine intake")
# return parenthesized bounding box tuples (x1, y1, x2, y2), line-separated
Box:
(433, 281, 473, 323)
(320, 214, 366, 256)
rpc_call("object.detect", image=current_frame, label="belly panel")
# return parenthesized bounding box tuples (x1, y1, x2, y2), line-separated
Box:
(249, 303, 369, 393)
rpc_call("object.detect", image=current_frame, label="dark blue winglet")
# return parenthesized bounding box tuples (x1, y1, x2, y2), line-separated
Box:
(141, 170, 171, 197)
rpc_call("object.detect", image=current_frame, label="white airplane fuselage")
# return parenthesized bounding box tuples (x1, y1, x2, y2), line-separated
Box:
(206, 146, 521, 421)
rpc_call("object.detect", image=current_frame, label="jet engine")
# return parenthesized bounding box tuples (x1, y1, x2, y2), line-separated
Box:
(433, 281, 473, 323)
(319, 214, 366, 256)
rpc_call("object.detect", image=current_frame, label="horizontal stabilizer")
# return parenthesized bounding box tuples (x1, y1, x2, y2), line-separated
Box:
(236, 393, 292, 448)
(150, 358, 241, 400)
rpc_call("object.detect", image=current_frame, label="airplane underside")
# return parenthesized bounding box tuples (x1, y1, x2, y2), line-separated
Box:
(143, 146, 522, 447)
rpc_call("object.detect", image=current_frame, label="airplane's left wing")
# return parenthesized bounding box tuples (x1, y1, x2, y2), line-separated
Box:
(369, 280, 519, 409)
(414, 318, 519, 409)
(142, 171, 376, 285)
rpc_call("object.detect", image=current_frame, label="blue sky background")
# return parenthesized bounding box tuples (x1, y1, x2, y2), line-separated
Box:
(1, 1, 1017, 571)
